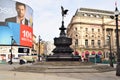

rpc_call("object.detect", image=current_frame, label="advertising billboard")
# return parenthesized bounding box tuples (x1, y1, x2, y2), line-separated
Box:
(0, 0, 33, 47)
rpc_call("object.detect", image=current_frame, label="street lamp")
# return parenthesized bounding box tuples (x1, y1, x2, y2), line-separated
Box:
(115, 6, 120, 76)
(10, 36, 13, 65)
(38, 35, 42, 61)
(107, 34, 114, 67)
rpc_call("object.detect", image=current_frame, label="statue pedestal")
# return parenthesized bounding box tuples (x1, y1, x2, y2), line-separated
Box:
(46, 17, 81, 61)
(46, 34, 81, 61)
(46, 53, 81, 61)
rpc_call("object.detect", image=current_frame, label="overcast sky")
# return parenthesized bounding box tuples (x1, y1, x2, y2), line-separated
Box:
(15, 0, 120, 42)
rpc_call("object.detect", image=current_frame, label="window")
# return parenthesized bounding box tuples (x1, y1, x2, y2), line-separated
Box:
(96, 15, 100, 18)
(91, 40, 94, 47)
(92, 28, 94, 32)
(85, 39, 88, 48)
(98, 29, 100, 32)
(98, 40, 101, 47)
(90, 14, 94, 17)
(75, 27, 77, 31)
(83, 13, 87, 16)
(86, 28, 88, 32)
(106, 52, 109, 58)
(76, 35, 78, 37)
(92, 35, 94, 37)
(75, 39, 78, 47)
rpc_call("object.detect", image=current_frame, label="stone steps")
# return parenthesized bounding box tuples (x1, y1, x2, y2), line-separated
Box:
(44, 68, 98, 73)
(13, 65, 99, 73)
(12, 62, 115, 73)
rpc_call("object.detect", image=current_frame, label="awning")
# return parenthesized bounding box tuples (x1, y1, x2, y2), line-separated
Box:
(85, 51, 89, 54)
(74, 51, 79, 55)
(91, 51, 96, 55)
(98, 51, 102, 55)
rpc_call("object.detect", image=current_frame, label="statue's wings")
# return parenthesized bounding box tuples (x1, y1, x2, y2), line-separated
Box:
(61, 6, 68, 17)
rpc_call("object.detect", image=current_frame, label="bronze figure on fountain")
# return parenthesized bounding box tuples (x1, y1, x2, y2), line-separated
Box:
(46, 6, 81, 61)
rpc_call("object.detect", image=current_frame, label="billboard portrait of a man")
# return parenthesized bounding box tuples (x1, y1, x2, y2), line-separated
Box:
(0, 0, 33, 47)
(5, 2, 28, 25)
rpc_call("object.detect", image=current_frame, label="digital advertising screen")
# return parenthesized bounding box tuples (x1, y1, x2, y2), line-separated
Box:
(0, 0, 33, 47)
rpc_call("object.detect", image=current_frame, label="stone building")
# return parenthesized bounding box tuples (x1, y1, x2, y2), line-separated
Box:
(67, 8, 120, 60)
(44, 41, 55, 56)
(36, 41, 45, 55)
(31, 34, 37, 54)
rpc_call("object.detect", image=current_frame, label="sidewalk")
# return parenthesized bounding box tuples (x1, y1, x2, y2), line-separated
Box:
(0, 63, 81, 80)
(0, 71, 82, 80)
(0, 63, 119, 80)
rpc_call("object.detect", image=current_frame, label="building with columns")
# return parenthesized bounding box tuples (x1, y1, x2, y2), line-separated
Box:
(67, 8, 120, 60)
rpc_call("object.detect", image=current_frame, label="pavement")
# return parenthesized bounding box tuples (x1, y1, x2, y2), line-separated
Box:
(0, 63, 120, 80)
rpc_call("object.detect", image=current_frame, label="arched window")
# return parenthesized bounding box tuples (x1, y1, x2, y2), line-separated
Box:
(91, 40, 94, 47)
(85, 39, 88, 48)
(98, 40, 101, 47)
(75, 39, 78, 47)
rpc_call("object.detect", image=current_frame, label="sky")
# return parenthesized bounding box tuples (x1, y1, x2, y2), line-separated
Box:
(14, 0, 120, 42)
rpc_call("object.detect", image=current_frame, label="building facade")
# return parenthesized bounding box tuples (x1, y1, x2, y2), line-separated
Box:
(31, 34, 37, 54)
(67, 8, 120, 60)
(44, 41, 55, 56)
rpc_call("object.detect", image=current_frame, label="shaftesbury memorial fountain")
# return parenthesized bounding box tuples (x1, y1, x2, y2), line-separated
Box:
(46, 6, 80, 61)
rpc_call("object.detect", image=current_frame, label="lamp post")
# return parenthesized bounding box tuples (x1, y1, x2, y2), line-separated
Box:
(107, 34, 114, 67)
(10, 36, 13, 65)
(38, 35, 42, 61)
(115, 7, 120, 76)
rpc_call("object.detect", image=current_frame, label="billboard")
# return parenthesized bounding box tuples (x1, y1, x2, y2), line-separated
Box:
(0, 0, 33, 47)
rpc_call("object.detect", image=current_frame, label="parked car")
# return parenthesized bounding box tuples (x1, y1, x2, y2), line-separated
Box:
(20, 56, 36, 63)
(7, 57, 20, 63)
(19, 59, 27, 65)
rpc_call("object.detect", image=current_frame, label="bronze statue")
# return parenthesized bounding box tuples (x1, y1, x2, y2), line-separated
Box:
(61, 6, 68, 21)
